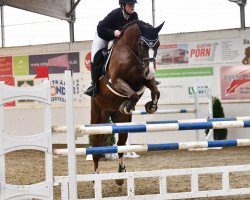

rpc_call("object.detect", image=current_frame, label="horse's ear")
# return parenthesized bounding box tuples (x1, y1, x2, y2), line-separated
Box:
(155, 21, 165, 33)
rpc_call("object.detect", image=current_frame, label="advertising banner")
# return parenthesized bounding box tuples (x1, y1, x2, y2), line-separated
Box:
(29, 52, 80, 75)
(157, 38, 247, 69)
(139, 67, 213, 105)
(0, 56, 12, 78)
(13, 55, 29, 76)
(221, 66, 250, 100)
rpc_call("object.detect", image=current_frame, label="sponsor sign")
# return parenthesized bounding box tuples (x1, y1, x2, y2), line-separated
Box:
(85, 52, 91, 71)
(13, 56, 29, 76)
(0, 56, 12, 78)
(29, 52, 80, 75)
(221, 66, 250, 100)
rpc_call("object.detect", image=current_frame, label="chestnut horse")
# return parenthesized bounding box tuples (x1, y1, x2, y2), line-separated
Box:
(91, 20, 164, 185)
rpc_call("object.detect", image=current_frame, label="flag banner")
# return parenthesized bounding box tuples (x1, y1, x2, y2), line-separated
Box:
(33, 66, 49, 79)
(47, 54, 69, 69)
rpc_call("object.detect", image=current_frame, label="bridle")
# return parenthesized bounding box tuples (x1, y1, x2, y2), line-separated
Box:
(138, 36, 159, 68)
(120, 36, 159, 69)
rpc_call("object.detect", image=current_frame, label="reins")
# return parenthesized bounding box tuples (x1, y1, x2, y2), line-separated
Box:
(118, 29, 157, 69)
(120, 37, 145, 68)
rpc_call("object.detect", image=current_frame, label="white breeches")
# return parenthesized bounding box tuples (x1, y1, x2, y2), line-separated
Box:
(91, 32, 109, 62)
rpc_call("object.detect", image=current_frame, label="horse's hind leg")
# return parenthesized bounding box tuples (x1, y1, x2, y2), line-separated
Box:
(111, 112, 131, 186)
(91, 98, 110, 174)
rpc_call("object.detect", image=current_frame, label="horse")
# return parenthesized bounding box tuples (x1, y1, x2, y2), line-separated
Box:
(91, 20, 164, 185)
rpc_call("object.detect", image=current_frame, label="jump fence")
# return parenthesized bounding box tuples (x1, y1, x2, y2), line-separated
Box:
(1, 70, 250, 200)
(0, 80, 53, 200)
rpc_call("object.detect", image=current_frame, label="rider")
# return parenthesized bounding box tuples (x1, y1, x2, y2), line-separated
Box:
(84, 0, 138, 97)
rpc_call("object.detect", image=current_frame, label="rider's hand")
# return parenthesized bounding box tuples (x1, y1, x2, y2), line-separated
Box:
(114, 30, 121, 37)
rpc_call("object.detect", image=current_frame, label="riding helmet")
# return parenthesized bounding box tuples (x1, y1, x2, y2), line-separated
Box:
(119, 0, 137, 4)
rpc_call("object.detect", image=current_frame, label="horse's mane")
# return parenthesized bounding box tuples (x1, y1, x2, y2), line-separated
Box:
(119, 20, 152, 38)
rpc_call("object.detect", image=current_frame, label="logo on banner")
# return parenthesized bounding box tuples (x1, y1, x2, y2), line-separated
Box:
(224, 70, 250, 95)
(190, 42, 218, 62)
(50, 78, 82, 103)
(85, 52, 91, 71)
(221, 66, 250, 100)
(51, 80, 66, 102)
(188, 85, 210, 98)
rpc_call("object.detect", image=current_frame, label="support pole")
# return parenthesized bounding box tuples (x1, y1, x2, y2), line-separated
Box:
(69, 21, 75, 42)
(228, 0, 247, 29)
(239, 3, 246, 29)
(206, 86, 214, 140)
(0, 6, 5, 47)
(152, 0, 156, 27)
(65, 70, 77, 200)
(68, 0, 76, 42)
(194, 83, 199, 141)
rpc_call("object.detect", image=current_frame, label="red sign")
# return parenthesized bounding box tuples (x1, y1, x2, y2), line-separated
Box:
(0, 77, 15, 107)
(33, 66, 49, 79)
(85, 52, 91, 71)
(0, 56, 13, 78)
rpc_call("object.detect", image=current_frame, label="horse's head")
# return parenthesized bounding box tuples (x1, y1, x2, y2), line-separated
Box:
(114, 20, 164, 81)
(138, 21, 164, 80)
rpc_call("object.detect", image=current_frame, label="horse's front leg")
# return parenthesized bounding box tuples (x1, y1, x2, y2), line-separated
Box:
(113, 78, 139, 114)
(144, 78, 160, 114)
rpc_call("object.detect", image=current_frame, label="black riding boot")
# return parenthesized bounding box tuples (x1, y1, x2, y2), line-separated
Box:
(84, 62, 100, 97)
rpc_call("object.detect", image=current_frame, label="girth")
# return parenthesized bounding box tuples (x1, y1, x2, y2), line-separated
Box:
(101, 75, 146, 98)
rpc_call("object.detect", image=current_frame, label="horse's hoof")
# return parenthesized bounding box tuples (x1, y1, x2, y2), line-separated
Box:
(115, 179, 124, 186)
(119, 101, 134, 114)
(145, 101, 158, 114)
(115, 163, 126, 186)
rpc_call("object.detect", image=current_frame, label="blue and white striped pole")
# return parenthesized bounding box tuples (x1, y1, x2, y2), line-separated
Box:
(76, 120, 250, 136)
(54, 139, 250, 156)
(132, 109, 196, 115)
(52, 116, 250, 133)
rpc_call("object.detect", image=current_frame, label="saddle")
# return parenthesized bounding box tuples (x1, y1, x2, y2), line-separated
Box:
(95, 46, 113, 78)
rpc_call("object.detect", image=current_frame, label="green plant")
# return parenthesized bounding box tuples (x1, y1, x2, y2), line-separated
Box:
(205, 97, 228, 140)
(88, 118, 116, 146)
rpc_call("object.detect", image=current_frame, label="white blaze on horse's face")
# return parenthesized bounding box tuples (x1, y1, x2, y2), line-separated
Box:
(145, 48, 155, 80)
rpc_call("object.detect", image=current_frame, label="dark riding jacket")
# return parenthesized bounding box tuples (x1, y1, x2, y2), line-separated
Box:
(97, 8, 138, 41)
